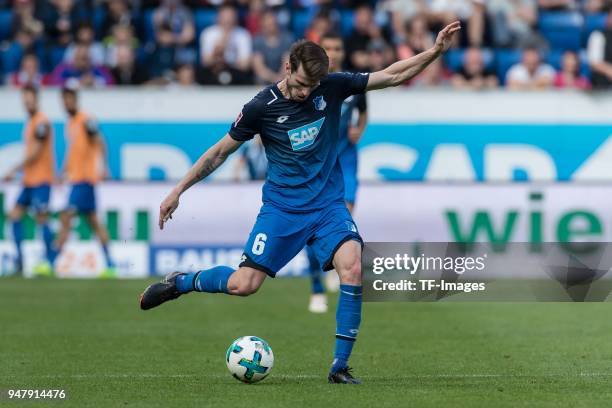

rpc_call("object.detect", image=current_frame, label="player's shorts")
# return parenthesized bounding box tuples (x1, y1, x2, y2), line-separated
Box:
(16, 184, 51, 213)
(240, 202, 363, 277)
(339, 148, 358, 205)
(67, 182, 96, 213)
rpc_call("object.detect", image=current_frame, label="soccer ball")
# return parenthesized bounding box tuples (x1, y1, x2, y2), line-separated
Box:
(226, 336, 274, 384)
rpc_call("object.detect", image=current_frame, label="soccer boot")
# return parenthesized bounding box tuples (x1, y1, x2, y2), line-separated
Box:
(139, 271, 186, 310)
(328, 367, 361, 384)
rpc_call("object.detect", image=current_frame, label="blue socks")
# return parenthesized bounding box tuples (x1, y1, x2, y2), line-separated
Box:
(11, 221, 24, 267)
(101, 244, 114, 268)
(176, 266, 234, 294)
(41, 224, 57, 265)
(307, 247, 324, 294)
(332, 284, 363, 373)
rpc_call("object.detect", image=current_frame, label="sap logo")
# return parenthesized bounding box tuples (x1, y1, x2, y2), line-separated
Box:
(276, 115, 289, 123)
(287, 117, 326, 151)
(313, 95, 327, 111)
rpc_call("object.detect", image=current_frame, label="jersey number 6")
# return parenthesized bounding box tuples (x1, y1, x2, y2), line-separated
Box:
(252, 233, 267, 255)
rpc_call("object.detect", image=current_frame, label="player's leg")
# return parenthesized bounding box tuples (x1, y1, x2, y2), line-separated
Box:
(307, 245, 327, 313)
(9, 193, 27, 274)
(32, 185, 56, 273)
(140, 203, 311, 310)
(85, 212, 115, 272)
(309, 203, 363, 384)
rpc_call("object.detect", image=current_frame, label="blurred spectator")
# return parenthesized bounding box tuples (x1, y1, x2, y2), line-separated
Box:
(252, 10, 293, 84)
(105, 24, 138, 68)
(12, 27, 37, 54)
(554, 50, 590, 89)
(427, 0, 488, 47)
(411, 58, 451, 87)
(584, 0, 609, 13)
(199, 5, 252, 85)
(451, 48, 499, 89)
(10, 0, 44, 42)
(396, 15, 434, 60)
(305, 11, 333, 44)
(64, 23, 106, 66)
(43, 0, 85, 47)
(175, 63, 196, 86)
(346, 5, 390, 71)
(587, 11, 612, 89)
(110, 45, 149, 85)
(7, 53, 45, 88)
(101, 0, 134, 39)
(244, 0, 266, 35)
(537, 0, 578, 10)
(367, 38, 396, 72)
(147, 23, 178, 81)
(506, 47, 555, 89)
(383, 0, 429, 43)
(51, 44, 114, 87)
(233, 136, 268, 181)
(487, 0, 539, 48)
(153, 0, 196, 63)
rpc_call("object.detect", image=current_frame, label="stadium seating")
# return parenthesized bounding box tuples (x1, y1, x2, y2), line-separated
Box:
(195, 9, 218, 36)
(291, 9, 312, 39)
(495, 49, 523, 84)
(583, 13, 608, 45)
(0, 10, 12, 43)
(538, 12, 584, 51)
(1, 43, 23, 74)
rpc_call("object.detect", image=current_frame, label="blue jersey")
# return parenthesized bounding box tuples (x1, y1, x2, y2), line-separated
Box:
(229, 72, 370, 212)
(337, 93, 367, 156)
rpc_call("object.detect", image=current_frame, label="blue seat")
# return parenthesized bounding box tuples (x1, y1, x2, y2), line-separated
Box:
(339, 10, 354, 37)
(1, 43, 23, 73)
(0, 10, 12, 42)
(47, 46, 67, 73)
(143, 9, 155, 44)
(92, 6, 107, 40)
(444, 49, 465, 72)
(291, 9, 311, 39)
(544, 48, 564, 70)
(195, 9, 218, 35)
(583, 13, 607, 45)
(538, 12, 583, 51)
(495, 48, 522, 84)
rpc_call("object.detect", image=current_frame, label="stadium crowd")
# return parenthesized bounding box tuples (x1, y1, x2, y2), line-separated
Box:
(0, 0, 611, 89)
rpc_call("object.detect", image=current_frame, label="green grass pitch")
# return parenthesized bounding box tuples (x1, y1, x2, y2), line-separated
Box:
(1, 278, 612, 407)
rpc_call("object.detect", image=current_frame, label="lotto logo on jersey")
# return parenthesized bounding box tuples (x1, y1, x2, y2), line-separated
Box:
(287, 117, 326, 151)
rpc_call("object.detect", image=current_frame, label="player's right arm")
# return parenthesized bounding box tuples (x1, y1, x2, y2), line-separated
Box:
(159, 134, 243, 229)
(2, 123, 49, 182)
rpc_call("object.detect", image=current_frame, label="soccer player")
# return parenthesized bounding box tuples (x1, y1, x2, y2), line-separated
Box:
(306, 32, 370, 314)
(140, 22, 461, 384)
(54, 85, 116, 277)
(2, 85, 56, 276)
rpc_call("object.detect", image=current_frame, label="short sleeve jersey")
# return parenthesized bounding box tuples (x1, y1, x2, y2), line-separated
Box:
(228, 72, 370, 211)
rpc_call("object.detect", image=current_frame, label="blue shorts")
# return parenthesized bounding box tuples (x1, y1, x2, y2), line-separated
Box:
(67, 182, 96, 213)
(16, 184, 51, 213)
(240, 202, 362, 277)
(339, 148, 358, 205)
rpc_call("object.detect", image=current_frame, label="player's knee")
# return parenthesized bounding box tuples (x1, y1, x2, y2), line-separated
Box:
(337, 256, 362, 286)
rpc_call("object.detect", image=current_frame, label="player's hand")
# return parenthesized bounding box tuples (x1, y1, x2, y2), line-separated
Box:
(348, 127, 362, 145)
(159, 191, 180, 230)
(434, 21, 461, 53)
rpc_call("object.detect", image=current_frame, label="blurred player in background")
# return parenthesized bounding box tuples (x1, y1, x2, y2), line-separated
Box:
(141, 22, 460, 384)
(233, 135, 268, 181)
(305, 32, 370, 314)
(2, 85, 56, 276)
(54, 85, 116, 278)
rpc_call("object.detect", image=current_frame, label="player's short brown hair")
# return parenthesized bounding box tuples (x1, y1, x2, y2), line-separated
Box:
(288, 40, 329, 82)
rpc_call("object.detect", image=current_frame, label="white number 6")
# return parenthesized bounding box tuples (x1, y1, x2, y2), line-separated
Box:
(252, 233, 267, 255)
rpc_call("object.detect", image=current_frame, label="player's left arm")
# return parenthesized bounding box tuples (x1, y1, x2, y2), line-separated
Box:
(366, 21, 461, 91)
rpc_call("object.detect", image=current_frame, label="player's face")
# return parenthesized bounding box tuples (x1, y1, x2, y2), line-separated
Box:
(321, 38, 344, 72)
(22, 90, 37, 114)
(62, 93, 78, 114)
(286, 64, 320, 102)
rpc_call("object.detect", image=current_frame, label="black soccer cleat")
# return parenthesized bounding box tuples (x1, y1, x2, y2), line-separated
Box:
(328, 367, 361, 384)
(139, 271, 186, 310)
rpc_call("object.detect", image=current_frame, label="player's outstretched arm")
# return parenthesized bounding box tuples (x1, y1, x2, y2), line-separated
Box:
(366, 21, 461, 91)
(159, 134, 243, 229)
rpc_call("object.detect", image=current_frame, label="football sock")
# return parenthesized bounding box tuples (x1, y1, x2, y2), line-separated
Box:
(176, 266, 233, 294)
(101, 244, 114, 268)
(11, 220, 24, 268)
(307, 246, 324, 294)
(41, 223, 57, 265)
(332, 284, 362, 373)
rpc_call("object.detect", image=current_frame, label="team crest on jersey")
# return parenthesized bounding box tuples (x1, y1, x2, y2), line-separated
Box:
(313, 95, 327, 111)
(287, 117, 326, 151)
